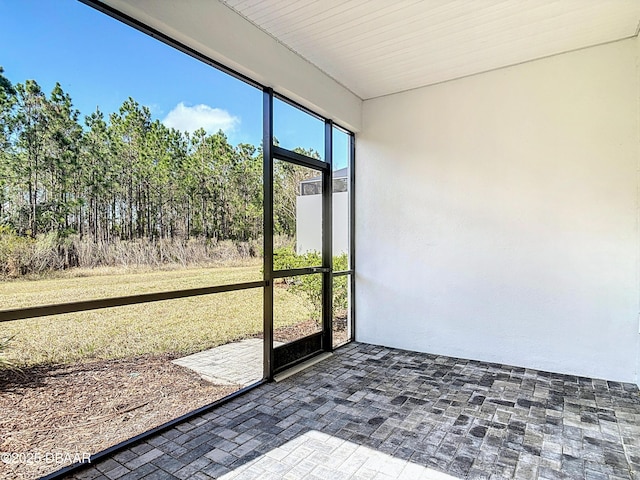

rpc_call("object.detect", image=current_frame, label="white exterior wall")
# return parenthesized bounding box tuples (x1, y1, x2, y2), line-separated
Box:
(637, 34, 640, 386)
(296, 192, 349, 255)
(357, 39, 640, 384)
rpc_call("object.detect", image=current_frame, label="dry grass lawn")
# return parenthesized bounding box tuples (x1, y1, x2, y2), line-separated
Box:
(0, 262, 316, 367)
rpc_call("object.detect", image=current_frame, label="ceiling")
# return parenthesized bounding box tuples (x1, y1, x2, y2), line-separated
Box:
(220, 0, 640, 100)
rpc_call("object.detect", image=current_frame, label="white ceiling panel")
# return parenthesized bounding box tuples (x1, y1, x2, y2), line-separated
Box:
(220, 0, 640, 99)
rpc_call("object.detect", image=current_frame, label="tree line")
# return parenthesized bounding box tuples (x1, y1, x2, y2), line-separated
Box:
(0, 67, 315, 248)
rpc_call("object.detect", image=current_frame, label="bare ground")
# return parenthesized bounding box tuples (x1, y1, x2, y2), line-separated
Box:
(0, 321, 349, 480)
(0, 354, 238, 480)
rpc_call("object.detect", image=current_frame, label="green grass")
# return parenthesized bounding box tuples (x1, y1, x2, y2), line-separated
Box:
(0, 264, 314, 367)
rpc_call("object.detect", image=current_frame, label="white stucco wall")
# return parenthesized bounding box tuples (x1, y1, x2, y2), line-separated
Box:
(296, 192, 349, 255)
(357, 39, 640, 384)
(637, 33, 640, 386)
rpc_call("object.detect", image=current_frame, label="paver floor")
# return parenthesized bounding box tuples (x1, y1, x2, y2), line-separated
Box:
(172, 339, 282, 387)
(67, 342, 640, 480)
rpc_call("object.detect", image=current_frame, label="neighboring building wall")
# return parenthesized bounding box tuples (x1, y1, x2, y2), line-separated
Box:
(296, 192, 349, 255)
(357, 39, 640, 384)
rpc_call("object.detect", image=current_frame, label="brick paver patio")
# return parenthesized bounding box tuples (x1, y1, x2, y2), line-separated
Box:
(172, 339, 282, 387)
(67, 342, 640, 480)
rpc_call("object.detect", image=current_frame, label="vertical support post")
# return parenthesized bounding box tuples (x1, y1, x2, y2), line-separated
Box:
(323, 120, 333, 351)
(349, 132, 356, 342)
(263, 87, 274, 380)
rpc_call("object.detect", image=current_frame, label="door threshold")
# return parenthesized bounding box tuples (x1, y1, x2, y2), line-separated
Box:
(274, 352, 333, 382)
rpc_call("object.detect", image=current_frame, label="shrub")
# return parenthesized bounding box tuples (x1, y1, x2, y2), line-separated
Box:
(0, 226, 36, 277)
(273, 246, 349, 322)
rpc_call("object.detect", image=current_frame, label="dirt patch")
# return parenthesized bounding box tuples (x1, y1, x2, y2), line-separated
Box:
(332, 316, 349, 347)
(271, 317, 349, 346)
(0, 354, 238, 480)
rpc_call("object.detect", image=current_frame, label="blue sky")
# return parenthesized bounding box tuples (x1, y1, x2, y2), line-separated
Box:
(0, 0, 349, 167)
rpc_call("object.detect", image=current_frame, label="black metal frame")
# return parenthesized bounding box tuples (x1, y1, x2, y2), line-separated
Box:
(0, 281, 265, 323)
(332, 270, 353, 277)
(349, 131, 357, 341)
(268, 109, 334, 375)
(328, 125, 355, 348)
(272, 146, 328, 171)
(322, 119, 334, 353)
(273, 331, 323, 371)
(5, 1, 356, 478)
(273, 267, 329, 278)
(263, 88, 275, 380)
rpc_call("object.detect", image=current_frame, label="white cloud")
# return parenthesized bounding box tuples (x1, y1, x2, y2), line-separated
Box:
(162, 102, 239, 135)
